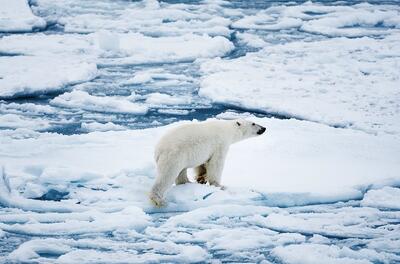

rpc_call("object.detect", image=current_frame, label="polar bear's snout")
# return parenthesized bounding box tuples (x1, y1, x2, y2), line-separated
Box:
(257, 126, 266, 135)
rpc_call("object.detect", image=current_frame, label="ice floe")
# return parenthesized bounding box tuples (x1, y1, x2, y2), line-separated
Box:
(0, 56, 97, 98)
(200, 35, 400, 135)
(1, 117, 399, 209)
(34, 0, 232, 37)
(0, 33, 95, 57)
(81, 122, 126, 133)
(361, 187, 400, 210)
(0, 0, 46, 32)
(0, 114, 50, 131)
(271, 243, 400, 264)
(145, 93, 192, 106)
(232, 2, 400, 38)
(104, 33, 234, 65)
(50, 90, 148, 114)
(0, 117, 400, 262)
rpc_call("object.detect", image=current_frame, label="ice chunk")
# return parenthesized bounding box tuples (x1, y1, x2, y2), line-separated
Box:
(361, 187, 400, 210)
(300, 4, 400, 37)
(236, 32, 266, 48)
(57, 242, 208, 264)
(50, 90, 148, 114)
(106, 33, 234, 65)
(272, 244, 399, 264)
(81, 122, 126, 132)
(0, 102, 59, 115)
(6, 237, 209, 263)
(0, 114, 50, 131)
(0, 0, 46, 32)
(157, 109, 190, 116)
(145, 93, 192, 106)
(35, 0, 232, 37)
(263, 209, 386, 239)
(126, 73, 153, 85)
(0, 33, 95, 57)
(0, 168, 84, 213)
(8, 238, 71, 263)
(233, 16, 302, 31)
(0, 206, 150, 236)
(123, 69, 194, 87)
(231, 2, 400, 38)
(0, 56, 97, 98)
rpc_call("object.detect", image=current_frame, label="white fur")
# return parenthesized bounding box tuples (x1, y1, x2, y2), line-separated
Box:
(149, 119, 266, 206)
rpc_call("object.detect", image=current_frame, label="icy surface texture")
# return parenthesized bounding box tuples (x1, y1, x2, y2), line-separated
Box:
(1, 118, 400, 262)
(200, 36, 400, 135)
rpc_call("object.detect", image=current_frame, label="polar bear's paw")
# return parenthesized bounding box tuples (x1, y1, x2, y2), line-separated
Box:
(196, 174, 207, 184)
(149, 192, 166, 207)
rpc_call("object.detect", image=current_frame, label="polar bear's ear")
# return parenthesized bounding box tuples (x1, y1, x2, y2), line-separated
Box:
(236, 121, 241, 126)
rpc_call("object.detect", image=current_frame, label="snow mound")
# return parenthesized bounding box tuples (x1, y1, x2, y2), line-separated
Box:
(0, 0, 46, 32)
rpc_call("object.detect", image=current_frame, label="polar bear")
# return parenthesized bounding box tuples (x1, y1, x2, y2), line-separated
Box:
(149, 119, 266, 207)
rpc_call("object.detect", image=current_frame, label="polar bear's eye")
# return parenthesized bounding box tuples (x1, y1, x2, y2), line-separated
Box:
(252, 123, 255, 126)
(236, 121, 241, 126)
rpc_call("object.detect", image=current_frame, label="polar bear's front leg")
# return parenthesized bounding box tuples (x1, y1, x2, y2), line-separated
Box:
(206, 148, 227, 188)
(150, 160, 180, 207)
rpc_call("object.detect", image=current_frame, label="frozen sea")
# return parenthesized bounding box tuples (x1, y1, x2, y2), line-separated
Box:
(1, 0, 400, 263)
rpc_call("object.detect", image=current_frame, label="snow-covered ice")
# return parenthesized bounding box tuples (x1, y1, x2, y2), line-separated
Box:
(1, 0, 400, 262)
(0, 0, 46, 32)
(0, 56, 97, 98)
(361, 187, 400, 210)
(232, 2, 400, 37)
(1, 116, 400, 262)
(200, 35, 400, 135)
(50, 90, 148, 114)
(105, 33, 234, 65)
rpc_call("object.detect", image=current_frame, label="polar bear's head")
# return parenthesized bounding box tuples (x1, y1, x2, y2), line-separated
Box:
(234, 119, 266, 140)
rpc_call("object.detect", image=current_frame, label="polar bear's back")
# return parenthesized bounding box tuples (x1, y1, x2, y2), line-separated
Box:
(154, 120, 233, 165)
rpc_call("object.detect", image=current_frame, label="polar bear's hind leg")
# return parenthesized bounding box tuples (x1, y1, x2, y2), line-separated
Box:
(195, 164, 207, 184)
